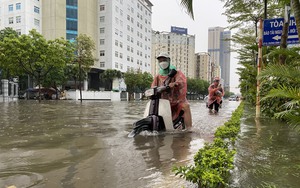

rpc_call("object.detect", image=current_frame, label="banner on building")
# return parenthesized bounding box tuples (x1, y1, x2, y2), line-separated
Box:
(171, 26, 188, 35)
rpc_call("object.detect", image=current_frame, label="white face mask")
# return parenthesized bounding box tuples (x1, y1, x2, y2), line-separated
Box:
(159, 61, 169, 69)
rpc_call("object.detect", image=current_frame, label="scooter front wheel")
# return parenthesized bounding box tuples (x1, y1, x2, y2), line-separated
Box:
(128, 117, 153, 137)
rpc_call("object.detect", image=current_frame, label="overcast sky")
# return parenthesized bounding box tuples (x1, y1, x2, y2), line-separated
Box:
(150, 0, 240, 93)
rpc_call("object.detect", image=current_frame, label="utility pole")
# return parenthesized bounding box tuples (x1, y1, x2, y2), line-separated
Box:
(256, 18, 263, 118)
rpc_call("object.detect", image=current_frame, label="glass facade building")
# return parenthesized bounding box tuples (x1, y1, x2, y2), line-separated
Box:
(66, 0, 78, 40)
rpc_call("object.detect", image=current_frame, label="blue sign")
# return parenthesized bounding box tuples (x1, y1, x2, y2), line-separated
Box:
(171, 26, 188, 35)
(263, 17, 299, 46)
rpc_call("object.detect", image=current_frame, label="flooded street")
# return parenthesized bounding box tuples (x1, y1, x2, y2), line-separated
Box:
(0, 100, 238, 188)
(1, 100, 299, 188)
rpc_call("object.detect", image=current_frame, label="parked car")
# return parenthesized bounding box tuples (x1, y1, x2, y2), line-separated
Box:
(229, 95, 239, 101)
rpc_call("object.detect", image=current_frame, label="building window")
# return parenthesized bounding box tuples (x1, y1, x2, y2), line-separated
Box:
(16, 16, 21, 23)
(100, 62, 105, 68)
(9, 4, 13, 12)
(100, 50, 105, 56)
(16, 29, 21, 35)
(66, 0, 77, 6)
(100, 5, 105, 11)
(34, 18, 40, 26)
(119, 42, 123, 48)
(115, 51, 118, 57)
(100, 39, 105, 45)
(9, 17, 13, 24)
(115, 62, 118, 68)
(16, 3, 21, 10)
(100, 27, 105, 34)
(34, 6, 40, 14)
(115, 40, 118, 46)
(100, 16, 105, 22)
(120, 53, 123, 59)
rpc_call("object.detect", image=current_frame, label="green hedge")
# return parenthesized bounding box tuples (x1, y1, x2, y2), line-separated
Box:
(173, 102, 245, 188)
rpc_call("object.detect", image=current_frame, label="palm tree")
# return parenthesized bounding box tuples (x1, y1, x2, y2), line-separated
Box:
(259, 63, 300, 127)
(180, 0, 194, 19)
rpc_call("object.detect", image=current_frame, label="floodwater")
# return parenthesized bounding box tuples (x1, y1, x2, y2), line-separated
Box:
(229, 106, 300, 188)
(0, 100, 299, 188)
(0, 100, 238, 188)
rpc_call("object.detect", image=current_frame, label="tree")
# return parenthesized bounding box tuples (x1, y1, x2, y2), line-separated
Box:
(73, 34, 96, 102)
(259, 63, 300, 128)
(0, 27, 19, 79)
(0, 29, 74, 102)
(0, 27, 18, 41)
(124, 70, 153, 101)
(180, 0, 194, 19)
(124, 70, 138, 101)
(138, 72, 153, 93)
(101, 69, 122, 91)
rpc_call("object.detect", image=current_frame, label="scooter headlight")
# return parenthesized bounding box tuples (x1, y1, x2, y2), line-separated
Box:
(145, 88, 154, 97)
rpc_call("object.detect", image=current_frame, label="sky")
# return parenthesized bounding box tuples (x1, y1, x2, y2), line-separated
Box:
(150, 0, 240, 94)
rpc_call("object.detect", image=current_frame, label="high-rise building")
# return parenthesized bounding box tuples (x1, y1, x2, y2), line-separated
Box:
(1, 0, 154, 90)
(0, 0, 42, 35)
(195, 52, 211, 82)
(208, 27, 231, 92)
(151, 27, 195, 78)
(98, 0, 153, 73)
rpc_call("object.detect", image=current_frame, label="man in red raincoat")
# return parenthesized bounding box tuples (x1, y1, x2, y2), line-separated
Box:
(207, 76, 224, 113)
(151, 52, 192, 129)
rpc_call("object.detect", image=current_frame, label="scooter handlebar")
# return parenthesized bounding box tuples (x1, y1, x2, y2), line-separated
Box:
(156, 86, 169, 93)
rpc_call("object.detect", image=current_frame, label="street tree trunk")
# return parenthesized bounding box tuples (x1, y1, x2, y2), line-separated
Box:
(279, 9, 290, 65)
(291, 0, 300, 41)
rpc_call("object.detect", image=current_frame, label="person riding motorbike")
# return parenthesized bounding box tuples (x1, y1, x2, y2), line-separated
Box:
(151, 52, 192, 129)
(207, 76, 224, 113)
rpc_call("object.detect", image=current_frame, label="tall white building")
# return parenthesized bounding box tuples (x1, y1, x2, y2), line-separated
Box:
(0, 0, 42, 35)
(195, 52, 211, 82)
(208, 27, 231, 91)
(151, 27, 196, 78)
(0, 0, 154, 90)
(98, 0, 153, 73)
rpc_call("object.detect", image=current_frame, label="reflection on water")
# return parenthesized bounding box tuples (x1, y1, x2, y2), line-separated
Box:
(0, 100, 253, 188)
(230, 106, 300, 188)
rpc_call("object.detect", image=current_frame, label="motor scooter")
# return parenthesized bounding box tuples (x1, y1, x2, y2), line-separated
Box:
(128, 69, 185, 138)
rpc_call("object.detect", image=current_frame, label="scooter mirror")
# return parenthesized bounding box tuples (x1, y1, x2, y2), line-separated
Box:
(168, 69, 177, 78)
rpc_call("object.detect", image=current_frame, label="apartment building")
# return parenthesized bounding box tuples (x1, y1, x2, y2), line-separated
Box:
(0, 0, 42, 35)
(151, 26, 196, 78)
(195, 52, 211, 82)
(98, 0, 153, 73)
(208, 27, 231, 91)
(1, 0, 154, 90)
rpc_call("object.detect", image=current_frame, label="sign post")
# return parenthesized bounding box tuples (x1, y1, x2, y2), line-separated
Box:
(263, 17, 299, 46)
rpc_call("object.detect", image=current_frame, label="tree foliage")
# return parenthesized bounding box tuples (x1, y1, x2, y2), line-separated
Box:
(187, 78, 209, 96)
(73, 34, 96, 81)
(0, 27, 19, 79)
(0, 29, 74, 85)
(101, 69, 122, 90)
(124, 70, 153, 100)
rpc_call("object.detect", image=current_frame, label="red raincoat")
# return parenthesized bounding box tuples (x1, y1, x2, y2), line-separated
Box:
(151, 70, 188, 121)
(207, 83, 224, 106)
